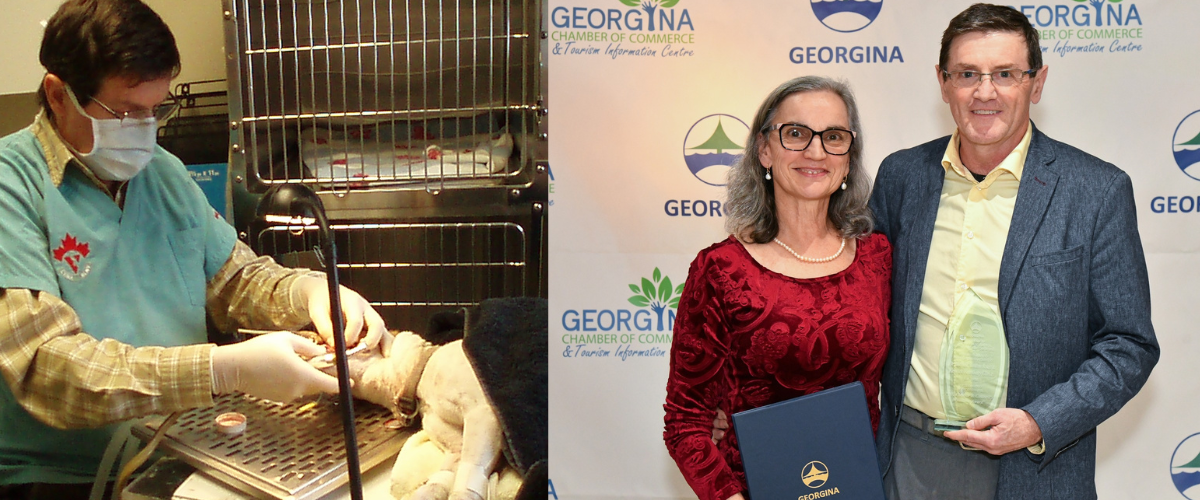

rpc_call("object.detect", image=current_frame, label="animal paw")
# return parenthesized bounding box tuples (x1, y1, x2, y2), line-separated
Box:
(411, 482, 450, 500)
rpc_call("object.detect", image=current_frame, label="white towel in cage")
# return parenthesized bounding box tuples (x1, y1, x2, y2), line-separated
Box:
(300, 130, 512, 185)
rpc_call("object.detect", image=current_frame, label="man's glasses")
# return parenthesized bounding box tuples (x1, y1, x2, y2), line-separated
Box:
(941, 68, 1038, 88)
(765, 123, 855, 156)
(65, 85, 180, 123)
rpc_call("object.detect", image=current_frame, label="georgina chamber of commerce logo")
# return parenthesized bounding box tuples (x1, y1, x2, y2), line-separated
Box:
(549, 0, 696, 61)
(1016, 0, 1144, 58)
(1171, 433, 1200, 499)
(558, 267, 682, 361)
(810, 0, 883, 33)
(1150, 110, 1200, 214)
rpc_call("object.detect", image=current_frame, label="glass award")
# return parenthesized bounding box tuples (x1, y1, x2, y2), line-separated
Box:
(933, 288, 1009, 432)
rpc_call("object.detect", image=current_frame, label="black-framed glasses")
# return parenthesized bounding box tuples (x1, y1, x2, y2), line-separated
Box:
(65, 84, 180, 123)
(941, 68, 1038, 88)
(764, 123, 855, 156)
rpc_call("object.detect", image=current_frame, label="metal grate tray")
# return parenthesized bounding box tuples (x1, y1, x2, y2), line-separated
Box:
(133, 393, 409, 500)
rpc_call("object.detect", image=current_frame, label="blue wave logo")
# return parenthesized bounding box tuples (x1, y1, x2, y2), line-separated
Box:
(1174, 110, 1200, 181)
(683, 114, 747, 187)
(811, 0, 883, 33)
(1172, 432, 1200, 499)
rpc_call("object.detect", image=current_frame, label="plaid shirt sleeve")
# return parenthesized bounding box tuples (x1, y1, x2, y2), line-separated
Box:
(0, 240, 323, 429)
(205, 239, 325, 333)
(0, 288, 214, 429)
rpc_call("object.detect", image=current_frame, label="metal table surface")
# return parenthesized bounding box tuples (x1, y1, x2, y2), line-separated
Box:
(130, 393, 410, 500)
(123, 454, 398, 500)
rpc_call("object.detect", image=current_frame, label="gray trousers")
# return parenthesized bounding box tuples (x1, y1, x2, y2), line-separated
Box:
(883, 406, 1001, 500)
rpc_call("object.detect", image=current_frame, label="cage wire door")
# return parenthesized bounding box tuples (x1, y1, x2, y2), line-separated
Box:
(223, 0, 541, 192)
(255, 221, 528, 330)
(224, 0, 546, 324)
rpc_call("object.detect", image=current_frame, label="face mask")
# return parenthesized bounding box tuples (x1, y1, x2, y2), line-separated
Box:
(64, 87, 158, 181)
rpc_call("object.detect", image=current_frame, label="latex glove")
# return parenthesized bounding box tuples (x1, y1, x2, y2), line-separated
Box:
(212, 331, 341, 402)
(295, 276, 386, 351)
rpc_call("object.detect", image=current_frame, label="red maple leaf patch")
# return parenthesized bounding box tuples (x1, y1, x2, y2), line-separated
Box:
(52, 234, 90, 274)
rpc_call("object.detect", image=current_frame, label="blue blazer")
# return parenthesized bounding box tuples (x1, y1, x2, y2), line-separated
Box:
(869, 125, 1159, 499)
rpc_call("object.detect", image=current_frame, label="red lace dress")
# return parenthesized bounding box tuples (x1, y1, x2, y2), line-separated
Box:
(663, 233, 891, 500)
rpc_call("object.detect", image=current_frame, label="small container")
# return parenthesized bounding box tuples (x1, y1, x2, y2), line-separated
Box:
(215, 412, 247, 435)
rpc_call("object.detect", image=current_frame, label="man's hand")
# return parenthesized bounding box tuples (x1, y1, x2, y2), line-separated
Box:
(942, 408, 1043, 455)
(297, 276, 386, 350)
(211, 331, 341, 402)
(712, 409, 729, 444)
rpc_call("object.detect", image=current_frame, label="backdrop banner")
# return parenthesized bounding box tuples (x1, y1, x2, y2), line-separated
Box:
(548, 1, 1200, 499)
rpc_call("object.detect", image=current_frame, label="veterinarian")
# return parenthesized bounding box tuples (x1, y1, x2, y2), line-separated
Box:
(0, 1, 386, 498)
(663, 75, 892, 500)
(870, 4, 1158, 499)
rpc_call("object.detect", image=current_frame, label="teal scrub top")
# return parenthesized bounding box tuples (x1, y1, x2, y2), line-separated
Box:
(0, 125, 236, 484)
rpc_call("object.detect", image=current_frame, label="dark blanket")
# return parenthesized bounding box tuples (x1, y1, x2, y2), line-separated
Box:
(428, 297, 547, 482)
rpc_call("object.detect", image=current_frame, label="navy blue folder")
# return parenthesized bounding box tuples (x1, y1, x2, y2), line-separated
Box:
(732, 381, 885, 500)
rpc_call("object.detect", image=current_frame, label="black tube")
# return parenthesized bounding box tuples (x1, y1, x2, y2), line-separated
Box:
(304, 196, 364, 500)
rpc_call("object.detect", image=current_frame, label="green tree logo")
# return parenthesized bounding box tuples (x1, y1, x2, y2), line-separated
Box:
(627, 267, 685, 331)
(619, 0, 681, 31)
(1074, 0, 1122, 25)
(689, 118, 743, 155)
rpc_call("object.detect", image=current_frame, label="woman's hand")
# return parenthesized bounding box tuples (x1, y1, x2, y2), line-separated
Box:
(712, 409, 729, 444)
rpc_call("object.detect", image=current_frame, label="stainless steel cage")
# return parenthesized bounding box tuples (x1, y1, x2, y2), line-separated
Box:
(222, 0, 542, 192)
(153, 4, 549, 497)
(254, 220, 532, 330)
(222, 0, 548, 328)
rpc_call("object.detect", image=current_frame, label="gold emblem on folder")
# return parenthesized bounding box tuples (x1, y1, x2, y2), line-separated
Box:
(801, 461, 828, 488)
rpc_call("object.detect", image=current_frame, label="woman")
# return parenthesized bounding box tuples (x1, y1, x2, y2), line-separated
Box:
(663, 76, 891, 500)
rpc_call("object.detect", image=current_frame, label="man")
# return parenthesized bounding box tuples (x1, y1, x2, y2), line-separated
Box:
(869, 4, 1158, 499)
(0, 0, 386, 497)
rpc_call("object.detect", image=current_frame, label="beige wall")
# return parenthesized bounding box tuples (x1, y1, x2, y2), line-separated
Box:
(144, 0, 227, 90)
(0, 0, 227, 136)
(0, 93, 40, 137)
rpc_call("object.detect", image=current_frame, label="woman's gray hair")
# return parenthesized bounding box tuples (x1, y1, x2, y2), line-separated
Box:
(724, 76, 874, 243)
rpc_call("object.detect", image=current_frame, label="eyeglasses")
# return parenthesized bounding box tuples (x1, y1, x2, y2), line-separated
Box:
(65, 85, 180, 123)
(941, 68, 1038, 88)
(765, 123, 855, 156)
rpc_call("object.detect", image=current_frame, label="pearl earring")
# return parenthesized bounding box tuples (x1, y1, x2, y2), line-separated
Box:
(765, 168, 772, 181)
(841, 178, 847, 190)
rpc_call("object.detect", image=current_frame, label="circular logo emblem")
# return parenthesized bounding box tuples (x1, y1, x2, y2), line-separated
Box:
(810, 0, 883, 33)
(1172, 433, 1200, 499)
(801, 461, 829, 488)
(1173, 110, 1200, 181)
(682, 114, 748, 187)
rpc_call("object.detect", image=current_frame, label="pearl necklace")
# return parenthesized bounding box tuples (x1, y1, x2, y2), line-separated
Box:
(773, 237, 846, 264)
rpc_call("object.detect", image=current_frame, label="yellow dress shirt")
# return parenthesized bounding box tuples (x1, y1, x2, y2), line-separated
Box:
(903, 124, 1033, 421)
